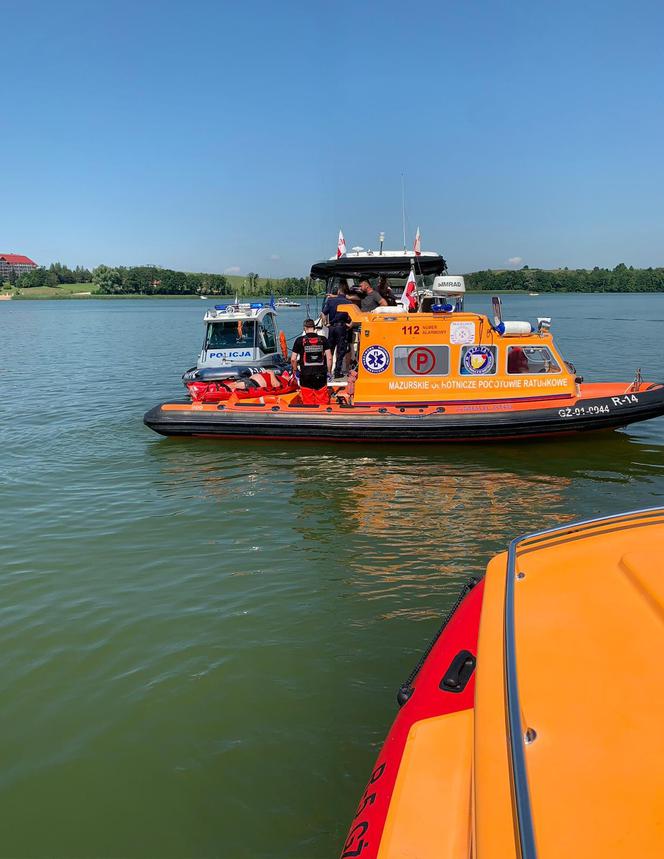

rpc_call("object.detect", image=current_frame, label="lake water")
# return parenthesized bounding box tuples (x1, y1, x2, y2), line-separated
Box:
(1, 294, 663, 858)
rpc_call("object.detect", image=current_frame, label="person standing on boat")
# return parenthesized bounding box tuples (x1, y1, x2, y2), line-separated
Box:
(322, 282, 353, 378)
(291, 319, 333, 405)
(377, 275, 397, 306)
(359, 278, 387, 312)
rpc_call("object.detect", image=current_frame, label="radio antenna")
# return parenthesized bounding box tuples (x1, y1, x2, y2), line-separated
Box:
(401, 174, 406, 251)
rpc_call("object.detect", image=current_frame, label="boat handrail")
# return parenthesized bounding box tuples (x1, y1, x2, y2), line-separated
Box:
(504, 506, 664, 859)
(505, 535, 538, 859)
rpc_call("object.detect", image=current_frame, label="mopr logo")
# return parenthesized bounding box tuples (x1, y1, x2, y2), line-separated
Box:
(450, 321, 475, 345)
(362, 345, 390, 373)
(463, 345, 495, 375)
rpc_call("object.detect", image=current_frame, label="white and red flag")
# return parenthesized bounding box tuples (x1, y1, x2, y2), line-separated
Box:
(413, 226, 421, 256)
(337, 230, 347, 258)
(401, 269, 418, 312)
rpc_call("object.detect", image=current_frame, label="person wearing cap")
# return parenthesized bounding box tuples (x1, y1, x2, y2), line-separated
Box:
(291, 319, 333, 404)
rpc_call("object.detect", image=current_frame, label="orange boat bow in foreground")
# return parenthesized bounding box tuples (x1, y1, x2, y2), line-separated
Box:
(343, 508, 664, 858)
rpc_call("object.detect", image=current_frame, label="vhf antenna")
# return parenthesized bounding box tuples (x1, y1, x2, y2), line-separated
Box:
(401, 174, 406, 252)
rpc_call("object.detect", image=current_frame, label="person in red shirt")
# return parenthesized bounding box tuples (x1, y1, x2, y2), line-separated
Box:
(290, 319, 332, 404)
(507, 346, 530, 374)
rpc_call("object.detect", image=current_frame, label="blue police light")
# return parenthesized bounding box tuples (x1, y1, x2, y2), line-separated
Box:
(432, 303, 454, 313)
(214, 304, 228, 310)
(250, 302, 264, 309)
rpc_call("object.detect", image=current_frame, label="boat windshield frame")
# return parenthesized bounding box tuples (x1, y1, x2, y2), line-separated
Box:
(204, 318, 257, 351)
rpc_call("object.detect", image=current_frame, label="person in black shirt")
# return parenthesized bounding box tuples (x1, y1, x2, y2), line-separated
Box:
(291, 319, 332, 404)
(322, 282, 353, 378)
(377, 275, 397, 306)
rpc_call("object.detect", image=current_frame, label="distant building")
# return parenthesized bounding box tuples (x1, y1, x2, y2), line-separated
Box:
(0, 253, 38, 280)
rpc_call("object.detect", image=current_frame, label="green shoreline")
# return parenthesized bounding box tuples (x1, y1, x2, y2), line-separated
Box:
(10, 292, 203, 300)
(9, 289, 664, 301)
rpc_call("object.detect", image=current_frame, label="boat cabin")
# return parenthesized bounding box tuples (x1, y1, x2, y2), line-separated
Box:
(343, 300, 575, 405)
(310, 249, 448, 297)
(311, 249, 575, 406)
(197, 302, 281, 368)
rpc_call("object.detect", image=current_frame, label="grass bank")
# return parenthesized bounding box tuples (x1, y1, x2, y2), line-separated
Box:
(9, 283, 97, 299)
(13, 291, 200, 300)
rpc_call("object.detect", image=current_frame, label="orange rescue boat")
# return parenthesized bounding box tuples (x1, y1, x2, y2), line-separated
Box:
(342, 507, 664, 858)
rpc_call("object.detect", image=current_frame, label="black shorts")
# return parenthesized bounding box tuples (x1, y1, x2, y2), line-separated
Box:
(300, 372, 327, 390)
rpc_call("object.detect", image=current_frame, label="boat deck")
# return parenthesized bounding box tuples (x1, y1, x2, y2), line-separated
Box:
(477, 510, 664, 858)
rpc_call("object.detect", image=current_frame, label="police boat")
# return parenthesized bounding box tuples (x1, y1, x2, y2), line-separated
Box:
(181, 299, 290, 400)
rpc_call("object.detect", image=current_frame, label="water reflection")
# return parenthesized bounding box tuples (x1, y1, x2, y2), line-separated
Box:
(336, 463, 569, 615)
(147, 427, 664, 622)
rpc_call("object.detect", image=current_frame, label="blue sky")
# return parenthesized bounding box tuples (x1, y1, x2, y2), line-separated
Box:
(2, 0, 664, 276)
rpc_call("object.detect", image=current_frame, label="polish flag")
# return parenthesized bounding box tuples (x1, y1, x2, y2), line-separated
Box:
(337, 230, 347, 258)
(401, 269, 418, 312)
(413, 227, 421, 256)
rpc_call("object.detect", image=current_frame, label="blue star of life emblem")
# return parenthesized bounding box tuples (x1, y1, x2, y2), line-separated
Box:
(362, 345, 390, 374)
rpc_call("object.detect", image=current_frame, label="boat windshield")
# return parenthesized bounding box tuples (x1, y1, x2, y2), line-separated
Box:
(507, 345, 561, 374)
(205, 320, 256, 349)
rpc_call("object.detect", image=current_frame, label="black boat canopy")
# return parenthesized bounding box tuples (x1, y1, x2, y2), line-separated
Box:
(310, 253, 447, 280)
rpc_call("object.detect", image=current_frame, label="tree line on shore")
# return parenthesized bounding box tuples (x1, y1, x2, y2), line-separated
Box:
(9, 261, 664, 294)
(90, 266, 311, 296)
(465, 263, 664, 292)
(11, 263, 309, 296)
(9, 263, 94, 288)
